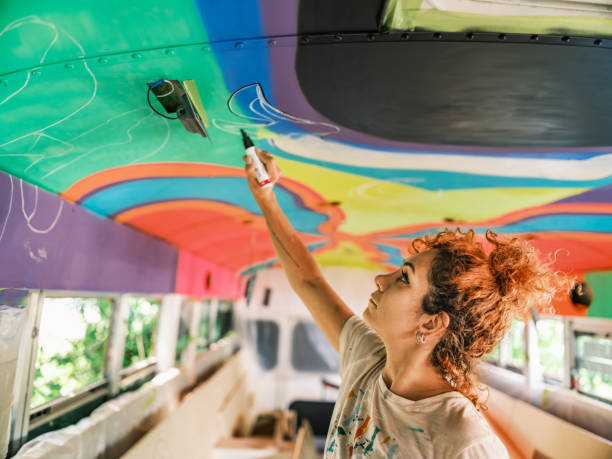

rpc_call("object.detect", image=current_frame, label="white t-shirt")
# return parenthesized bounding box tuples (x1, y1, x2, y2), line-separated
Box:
(324, 315, 509, 459)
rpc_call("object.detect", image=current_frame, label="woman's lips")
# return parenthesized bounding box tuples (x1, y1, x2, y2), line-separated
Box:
(369, 297, 378, 308)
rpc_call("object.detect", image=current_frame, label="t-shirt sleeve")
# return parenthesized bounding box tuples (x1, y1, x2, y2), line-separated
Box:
(453, 436, 509, 459)
(338, 314, 385, 379)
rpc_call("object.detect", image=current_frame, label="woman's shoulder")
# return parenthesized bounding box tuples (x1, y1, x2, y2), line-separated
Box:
(425, 394, 508, 457)
(429, 393, 499, 441)
(340, 315, 385, 359)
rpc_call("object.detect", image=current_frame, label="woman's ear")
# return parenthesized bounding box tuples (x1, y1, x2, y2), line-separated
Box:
(421, 311, 450, 335)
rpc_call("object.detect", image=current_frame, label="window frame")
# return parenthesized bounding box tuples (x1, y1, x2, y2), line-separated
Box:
(28, 379, 109, 431)
(500, 318, 527, 374)
(569, 317, 612, 404)
(8, 290, 168, 452)
(195, 299, 212, 354)
(120, 296, 162, 373)
(7, 291, 113, 452)
(29, 290, 116, 406)
(534, 315, 565, 385)
(484, 314, 611, 406)
(9, 292, 232, 454)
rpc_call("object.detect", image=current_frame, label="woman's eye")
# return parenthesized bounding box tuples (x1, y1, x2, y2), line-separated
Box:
(400, 271, 410, 284)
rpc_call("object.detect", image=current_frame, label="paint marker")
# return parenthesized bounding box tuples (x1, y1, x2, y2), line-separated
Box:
(241, 129, 272, 188)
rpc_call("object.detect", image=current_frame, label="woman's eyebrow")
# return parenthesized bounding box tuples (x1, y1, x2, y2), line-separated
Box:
(402, 261, 416, 274)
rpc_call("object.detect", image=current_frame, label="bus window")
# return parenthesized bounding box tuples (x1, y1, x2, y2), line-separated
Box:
(536, 318, 564, 383)
(31, 297, 112, 408)
(174, 307, 191, 365)
(196, 300, 210, 353)
(575, 333, 612, 403)
(122, 298, 160, 369)
(508, 319, 526, 372)
(486, 343, 500, 364)
(246, 320, 279, 370)
(291, 321, 339, 373)
(213, 300, 234, 342)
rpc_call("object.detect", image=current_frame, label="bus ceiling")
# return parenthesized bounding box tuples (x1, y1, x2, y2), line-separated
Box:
(0, 0, 611, 320)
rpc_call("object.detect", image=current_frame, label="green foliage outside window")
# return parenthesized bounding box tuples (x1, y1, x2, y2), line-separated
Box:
(31, 298, 112, 408)
(174, 309, 191, 365)
(536, 319, 564, 381)
(509, 319, 526, 370)
(196, 303, 210, 353)
(213, 301, 235, 342)
(122, 298, 160, 369)
(485, 343, 500, 362)
(575, 335, 612, 402)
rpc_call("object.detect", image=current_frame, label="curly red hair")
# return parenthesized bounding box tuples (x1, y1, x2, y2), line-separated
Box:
(411, 228, 571, 410)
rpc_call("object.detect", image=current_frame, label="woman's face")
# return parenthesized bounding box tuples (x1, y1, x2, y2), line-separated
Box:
(364, 249, 436, 343)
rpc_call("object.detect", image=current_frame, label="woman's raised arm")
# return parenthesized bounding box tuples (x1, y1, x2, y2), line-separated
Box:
(244, 148, 353, 351)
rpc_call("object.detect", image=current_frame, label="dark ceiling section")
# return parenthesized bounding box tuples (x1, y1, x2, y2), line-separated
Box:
(297, 0, 386, 34)
(295, 34, 612, 147)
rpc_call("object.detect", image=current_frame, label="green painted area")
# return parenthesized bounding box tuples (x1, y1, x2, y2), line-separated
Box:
(0, 42, 251, 193)
(0, 1, 261, 194)
(0, 0, 208, 75)
(585, 271, 612, 319)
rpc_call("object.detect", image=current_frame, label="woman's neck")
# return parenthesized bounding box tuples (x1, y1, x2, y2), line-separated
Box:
(381, 344, 453, 401)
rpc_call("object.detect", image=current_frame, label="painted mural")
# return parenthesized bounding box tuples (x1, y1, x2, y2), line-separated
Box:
(1, 1, 611, 315)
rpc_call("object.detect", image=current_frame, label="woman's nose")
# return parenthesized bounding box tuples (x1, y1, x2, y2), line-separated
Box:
(375, 273, 385, 291)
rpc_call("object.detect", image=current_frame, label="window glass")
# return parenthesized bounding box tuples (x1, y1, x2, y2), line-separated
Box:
(575, 334, 612, 403)
(485, 343, 500, 363)
(246, 320, 278, 370)
(508, 319, 526, 371)
(244, 275, 256, 304)
(174, 306, 191, 365)
(213, 300, 234, 342)
(0, 289, 28, 347)
(291, 321, 339, 372)
(122, 298, 160, 369)
(536, 319, 564, 382)
(0, 289, 29, 418)
(196, 301, 210, 353)
(31, 297, 112, 408)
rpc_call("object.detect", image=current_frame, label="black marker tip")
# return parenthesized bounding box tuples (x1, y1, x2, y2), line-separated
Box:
(240, 129, 254, 149)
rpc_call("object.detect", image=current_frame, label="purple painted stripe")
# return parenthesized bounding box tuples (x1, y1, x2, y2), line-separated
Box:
(555, 183, 612, 204)
(0, 171, 177, 293)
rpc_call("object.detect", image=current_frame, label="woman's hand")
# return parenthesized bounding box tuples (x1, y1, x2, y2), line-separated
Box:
(243, 148, 281, 202)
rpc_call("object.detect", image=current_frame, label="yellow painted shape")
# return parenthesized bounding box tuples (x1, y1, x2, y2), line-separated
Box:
(314, 241, 385, 270)
(412, 11, 612, 38)
(183, 79, 209, 128)
(275, 156, 587, 235)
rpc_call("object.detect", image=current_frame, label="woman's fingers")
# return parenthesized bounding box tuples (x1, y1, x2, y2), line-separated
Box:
(243, 155, 258, 182)
(242, 147, 279, 201)
(255, 148, 280, 182)
(255, 148, 270, 163)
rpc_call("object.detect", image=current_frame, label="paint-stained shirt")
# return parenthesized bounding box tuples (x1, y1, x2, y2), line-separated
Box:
(324, 315, 509, 459)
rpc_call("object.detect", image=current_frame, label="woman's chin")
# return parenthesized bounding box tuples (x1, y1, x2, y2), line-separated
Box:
(363, 306, 373, 325)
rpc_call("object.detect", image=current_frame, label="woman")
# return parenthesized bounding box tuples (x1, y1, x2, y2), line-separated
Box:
(244, 148, 563, 458)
